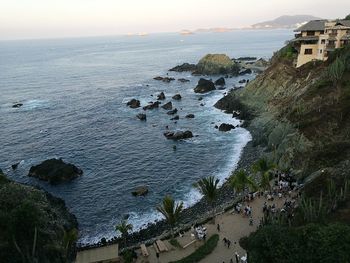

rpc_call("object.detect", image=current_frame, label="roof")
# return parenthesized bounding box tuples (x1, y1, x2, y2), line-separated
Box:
(334, 20, 350, 27)
(294, 20, 326, 32)
(290, 36, 319, 42)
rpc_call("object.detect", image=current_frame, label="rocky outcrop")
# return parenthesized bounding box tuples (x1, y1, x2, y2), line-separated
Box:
(136, 113, 147, 121)
(28, 158, 83, 185)
(214, 77, 225, 86)
(195, 54, 240, 75)
(219, 123, 235, 132)
(143, 101, 161, 110)
(169, 63, 197, 72)
(186, 114, 195, 118)
(0, 171, 78, 262)
(161, 101, 173, 110)
(127, 99, 141, 109)
(194, 78, 216, 93)
(132, 186, 149, 196)
(157, 92, 166, 100)
(167, 108, 178, 115)
(164, 130, 193, 140)
(172, 94, 182, 100)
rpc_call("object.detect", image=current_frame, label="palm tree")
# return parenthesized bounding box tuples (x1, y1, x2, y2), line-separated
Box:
(259, 171, 272, 191)
(194, 176, 220, 219)
(115, 220, 133, 248)
(252, 158, 275, 175)
(230, 170, 257, 194)
(156, 195, 184, 237)
(62, 228, 78, 260)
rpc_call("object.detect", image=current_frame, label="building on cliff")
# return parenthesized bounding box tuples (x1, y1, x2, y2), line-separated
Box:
(292, 19, 350, 67)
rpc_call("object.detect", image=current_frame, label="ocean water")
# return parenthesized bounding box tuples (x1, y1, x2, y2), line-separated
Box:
(0, 30, 293, 244)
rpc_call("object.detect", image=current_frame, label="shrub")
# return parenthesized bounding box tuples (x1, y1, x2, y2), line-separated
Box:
(169, 234, 219, 263)
(169, 238, 182, 249)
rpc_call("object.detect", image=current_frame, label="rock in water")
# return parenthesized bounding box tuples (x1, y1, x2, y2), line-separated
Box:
(169, 63, 197, 72)
(157, 92, 166, 100)
(185, 114, 195, 118)
(195, 54, 240, 75)
(167, 108, 178, 115)
(172, 94, 182, 100)
(194, 78, 216, 93)
(164, 130, 193, 140)
(12, 103, 23, 108)
(178, 78, 190, 83)
(218, 123, 235, 132)
(132, 186, 149, 196)
(171, 115, 179, 120)
(11, 162, 20, 170)
(161, 101, 173, 110)
(28, 158, 83, 185)
(127, 99, 141, 108)
(239, 68, 252, 75)
(136, 113, 147, 121)
(214, 77, 226, 86)
(143, 101, 161, 110)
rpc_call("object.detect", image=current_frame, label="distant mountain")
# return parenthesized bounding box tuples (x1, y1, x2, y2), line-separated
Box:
(250, 15, 323, 29)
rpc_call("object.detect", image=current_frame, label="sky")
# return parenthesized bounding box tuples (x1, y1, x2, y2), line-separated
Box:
(0, 0, 350, 40)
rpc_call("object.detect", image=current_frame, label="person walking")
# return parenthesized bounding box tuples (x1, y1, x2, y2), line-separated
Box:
(217, 223, 221, 232)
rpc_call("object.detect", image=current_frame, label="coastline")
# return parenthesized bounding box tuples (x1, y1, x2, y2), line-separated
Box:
(78, 123, 264, 250)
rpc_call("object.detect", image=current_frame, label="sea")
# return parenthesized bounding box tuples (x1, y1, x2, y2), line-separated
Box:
(0, 29, 293, 244)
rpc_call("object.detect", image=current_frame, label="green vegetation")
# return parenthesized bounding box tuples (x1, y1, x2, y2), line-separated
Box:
(274, 43, 297, 62)
(0, 170, 78, 263)
(169, 238, 182, 249)
(115, 220, 133, 248)
(230, 169, 256, 194)
(194, 176, 220, 219)
(345, 14, 350, 20)
(196, 54, 239, 75)
(246, 224, 350, 263)
(169, 234, 219, 263)
(328, 56, 346, 87)
(156, 195, 184, 237)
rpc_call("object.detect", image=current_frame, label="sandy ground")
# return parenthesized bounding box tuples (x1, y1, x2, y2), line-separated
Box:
(134, 195, 289, 263)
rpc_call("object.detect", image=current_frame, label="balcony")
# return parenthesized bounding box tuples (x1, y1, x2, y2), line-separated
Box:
(294, 33, 302, 38)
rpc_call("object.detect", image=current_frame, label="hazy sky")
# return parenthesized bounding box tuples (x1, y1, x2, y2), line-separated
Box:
(1, 0, 349, 40)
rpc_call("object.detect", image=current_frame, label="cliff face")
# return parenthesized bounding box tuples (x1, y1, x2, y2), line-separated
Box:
(217, 46, 350, 196)
(0, 170, 78, 263)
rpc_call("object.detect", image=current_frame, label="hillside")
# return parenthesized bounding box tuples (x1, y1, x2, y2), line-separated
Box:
(251, 15, 323, 29)
(215, 44, 350, 262)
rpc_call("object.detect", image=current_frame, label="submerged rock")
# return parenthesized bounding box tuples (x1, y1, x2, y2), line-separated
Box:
(157, 92, 166, 100)
(136, 113, 147, 121)
(28, 158, 83, 185)
(127, 99, 141, 109)
(178, 78, 190, 83)
(164, 130, 193, 140)
(132, 186, 149, 196)
(185, 114, 195, 118)
(169, 63, 197, 72)
(167, 108, 178, 115)
(194, 78, 216, 93)
(171, 115, 179, 120)
(172, 94, 182, 100)
(161, 101, 173, 110)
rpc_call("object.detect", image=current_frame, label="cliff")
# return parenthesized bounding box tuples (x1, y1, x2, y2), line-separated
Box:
(0, 169, 78, 263)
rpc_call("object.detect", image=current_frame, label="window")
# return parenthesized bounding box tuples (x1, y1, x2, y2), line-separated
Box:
(304, 49, 313, 55)
(319, 49, 323, 54)
(307, 31, 315, 36)
(321, 39, 326, 44)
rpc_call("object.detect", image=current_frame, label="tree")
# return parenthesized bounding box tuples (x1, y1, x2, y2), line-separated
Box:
(252, 158, 275, 191)
(156, 195, 183, 237)
(230, 170, 257, 194)
(195, 176, 220, 219)
(115, 220, 133, 248)
(345, 14, 350, 20)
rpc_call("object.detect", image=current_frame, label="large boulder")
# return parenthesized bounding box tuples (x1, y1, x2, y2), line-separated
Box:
(143, 101, 161, 110)
(195, 54, 240, 75)
(169, 63, 197, 72)
(164, 130, 193, 140)
(218, 123, 235, 132)
(194, 78, 216, 93)
(132, 186, 149, 196)
(161, 101, 173, 110)
(214, 77, 226, 86)
(172, 94, 182, 100)
(127, 99, 141, 109)
(28, 158, 83, 185)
